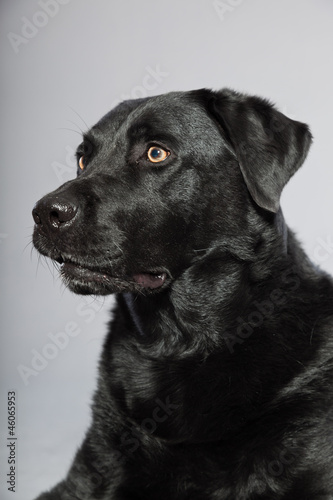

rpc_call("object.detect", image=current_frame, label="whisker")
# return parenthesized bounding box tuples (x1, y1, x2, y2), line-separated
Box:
(55, 127, 83, 137)
(44, 256, 53, 277)
(67, 106, 90, 132)
(111, 242, 124, 256)
(67, 120, 85, 135)
(35, 253, 42, 279)
(23, 239, 33, 254)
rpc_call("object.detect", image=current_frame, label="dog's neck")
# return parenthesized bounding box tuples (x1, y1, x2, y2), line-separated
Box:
(274, 207, 288, 254)
(120, 210, 306, 349)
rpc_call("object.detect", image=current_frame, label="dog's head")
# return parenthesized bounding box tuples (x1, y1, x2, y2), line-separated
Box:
(32, 89, 311, 295)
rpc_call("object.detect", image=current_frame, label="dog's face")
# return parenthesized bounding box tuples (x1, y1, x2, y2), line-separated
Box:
(32, 89, 311, 295)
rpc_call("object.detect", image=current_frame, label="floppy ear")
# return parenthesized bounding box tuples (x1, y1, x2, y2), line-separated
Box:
(202, 89, 312, 213)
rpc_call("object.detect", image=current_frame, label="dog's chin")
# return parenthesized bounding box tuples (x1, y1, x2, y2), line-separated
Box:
(60, 262, 168, 295)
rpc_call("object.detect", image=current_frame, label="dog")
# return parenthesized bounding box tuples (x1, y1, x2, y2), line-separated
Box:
(32, 88, 333, 499)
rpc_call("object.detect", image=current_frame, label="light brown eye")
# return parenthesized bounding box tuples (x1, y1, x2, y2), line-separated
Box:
(79, 156, 85, 170)
(147, 146, 170, 163)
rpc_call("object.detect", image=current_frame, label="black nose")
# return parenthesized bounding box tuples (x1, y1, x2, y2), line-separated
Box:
(32, 196, 78, 231)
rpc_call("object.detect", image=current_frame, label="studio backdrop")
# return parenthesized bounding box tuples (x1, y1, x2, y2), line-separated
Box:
(1, 1, 333, 499)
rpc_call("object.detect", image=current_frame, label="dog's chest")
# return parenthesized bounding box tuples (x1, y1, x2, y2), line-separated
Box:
(106, 333, 249, 446)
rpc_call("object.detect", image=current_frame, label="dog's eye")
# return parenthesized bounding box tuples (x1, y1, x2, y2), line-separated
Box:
(147, 146, 170, 163)
(78, 156, 85, 171)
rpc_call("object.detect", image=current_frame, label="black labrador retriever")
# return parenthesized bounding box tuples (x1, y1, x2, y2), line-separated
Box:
(32, 88, 333, 499)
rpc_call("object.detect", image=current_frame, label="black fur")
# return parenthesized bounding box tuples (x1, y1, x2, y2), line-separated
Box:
(32, 88, 333, 499)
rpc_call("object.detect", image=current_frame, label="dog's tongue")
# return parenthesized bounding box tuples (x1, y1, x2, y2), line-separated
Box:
(133, 272, 167, 289)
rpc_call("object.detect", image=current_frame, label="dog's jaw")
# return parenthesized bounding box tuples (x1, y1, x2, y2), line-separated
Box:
(33, 230, 170, 295)
(59, 260, 169, 295)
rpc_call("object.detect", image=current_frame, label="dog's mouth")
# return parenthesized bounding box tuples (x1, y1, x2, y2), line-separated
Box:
(33, 233, 170, 294)
(59, 260, 168, 294)
(132, 272, 167, 289)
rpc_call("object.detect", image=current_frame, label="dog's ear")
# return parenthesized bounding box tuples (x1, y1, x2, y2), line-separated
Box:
(200, 89, 312, 213)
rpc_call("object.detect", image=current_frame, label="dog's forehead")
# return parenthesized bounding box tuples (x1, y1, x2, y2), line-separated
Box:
(89, 92, 216, 143)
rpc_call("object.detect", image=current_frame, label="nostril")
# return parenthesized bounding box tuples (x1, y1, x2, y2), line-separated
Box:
(32, 208, 42, 225)
(49, 210, 61, 228)
(49, 204, 78, 224)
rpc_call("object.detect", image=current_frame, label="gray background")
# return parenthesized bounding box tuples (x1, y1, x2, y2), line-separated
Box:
(1, 0, 333, 498)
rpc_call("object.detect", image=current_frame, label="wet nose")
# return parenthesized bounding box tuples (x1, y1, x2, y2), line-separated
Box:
(32, 195, 78, 231)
